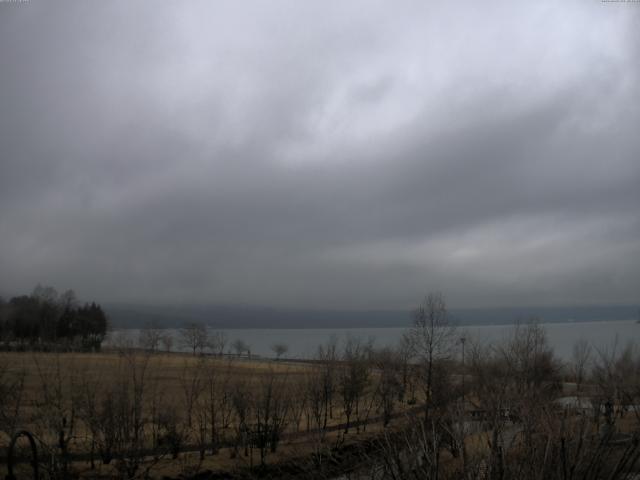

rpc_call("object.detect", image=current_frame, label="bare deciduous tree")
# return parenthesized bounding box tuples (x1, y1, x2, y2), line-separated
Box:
(180, 322, 208, 356)
(271, 342, 289, 360)
(232, 338, 249, 357)
(251, 368, 291, 465)
(372, 347, 403, 427)
(407, 292, 455, 419)
(115, 350, 153, 478)
(208, 330, 227, 357)
(230, 378, 252, 459)
(316, 336, 338, 428)
(32, 353, 80, 478)
(396, 335, 415, 403)
(338, 337, 370, 434)
(571, 338, 592, 392)
(197, 356, 233, 455)
(0, 359, 25, 442)
(138, 320, 163, 353)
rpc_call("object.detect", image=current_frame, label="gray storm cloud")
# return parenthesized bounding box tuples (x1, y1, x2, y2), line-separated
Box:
(0, 0, 639, 309)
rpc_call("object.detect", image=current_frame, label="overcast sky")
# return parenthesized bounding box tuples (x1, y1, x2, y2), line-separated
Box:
(0, 0, 639, 310)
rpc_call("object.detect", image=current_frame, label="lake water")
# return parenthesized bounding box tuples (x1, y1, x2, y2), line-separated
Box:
(109, 319, 639, 361)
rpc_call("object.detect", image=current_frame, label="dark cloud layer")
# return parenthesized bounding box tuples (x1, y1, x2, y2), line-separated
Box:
(1, 0, 639, 309)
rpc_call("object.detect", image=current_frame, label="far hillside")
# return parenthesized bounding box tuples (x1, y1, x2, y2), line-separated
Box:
(105, 303, 639, 329)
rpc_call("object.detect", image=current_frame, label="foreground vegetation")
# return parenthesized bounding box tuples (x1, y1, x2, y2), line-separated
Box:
(0, 292, 639, 479)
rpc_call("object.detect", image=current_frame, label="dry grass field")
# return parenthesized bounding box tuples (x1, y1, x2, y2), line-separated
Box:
(0, 349, 416, 479)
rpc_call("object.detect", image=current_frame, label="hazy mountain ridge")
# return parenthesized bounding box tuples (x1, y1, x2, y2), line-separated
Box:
(105, 303, 639, 329)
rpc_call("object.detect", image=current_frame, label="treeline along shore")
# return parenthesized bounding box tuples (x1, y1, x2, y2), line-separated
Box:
(0, 290, 639, 479)
(0, 285, 108, 351)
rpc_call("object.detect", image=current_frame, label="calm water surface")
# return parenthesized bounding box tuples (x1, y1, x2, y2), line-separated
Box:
(111, 320, 639, 361)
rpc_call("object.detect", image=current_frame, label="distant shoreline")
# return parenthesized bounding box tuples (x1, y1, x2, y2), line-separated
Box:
(110, 317, 639, 330)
